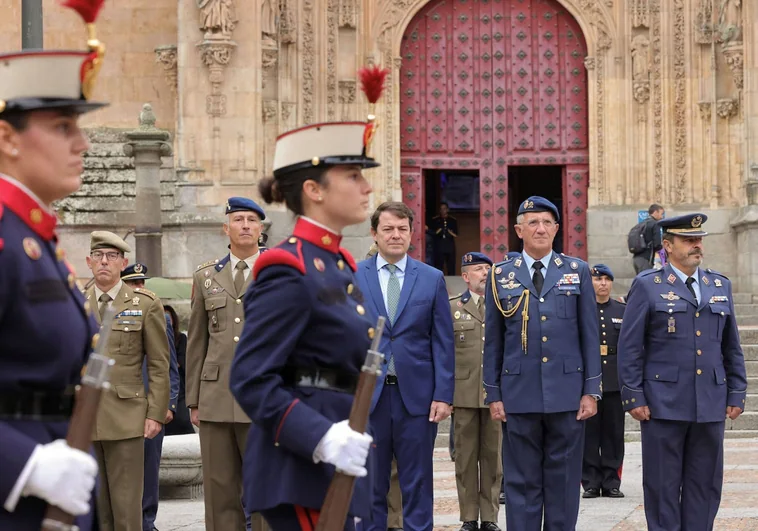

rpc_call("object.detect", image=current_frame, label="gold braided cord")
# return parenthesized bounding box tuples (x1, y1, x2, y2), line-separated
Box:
(489, 267, 529, 354)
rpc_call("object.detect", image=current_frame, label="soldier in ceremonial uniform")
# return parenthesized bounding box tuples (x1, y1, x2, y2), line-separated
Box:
(430, 202, 458, 275)
(186, 196, 268, 531)
(85, 231, 171, 531)
(120, 263, 181, 531)
(229, 118, 378, 531)
(0, 3, 108, 529)
(483, 196, 601, 531)
(618, 213, 747, 531)
(450, 252, 502, 531)
(581, 264, 625, 499)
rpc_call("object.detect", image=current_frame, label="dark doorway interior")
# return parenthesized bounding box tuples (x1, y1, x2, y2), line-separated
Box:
(507, 166, 564, 255)
(424, 169, 481, 273)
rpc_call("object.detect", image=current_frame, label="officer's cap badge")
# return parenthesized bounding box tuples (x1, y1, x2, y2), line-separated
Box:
(22, 237, 42, 260)
(523, 199, 534, 210)
(692, 215, 703, 228)
(134, 263, 143, 273)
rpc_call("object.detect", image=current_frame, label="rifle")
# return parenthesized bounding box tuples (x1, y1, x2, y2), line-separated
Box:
(315, 316, 387, 531)
(41, 307, 118, 531)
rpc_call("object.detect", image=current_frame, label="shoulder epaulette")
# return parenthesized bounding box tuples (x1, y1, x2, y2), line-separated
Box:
(706, 268, 729, 280)
(339, 247, 358, 272)
(493, 259, 509, 268)
(196, 259, 219, 271)
(134, 287, 157, 299)
(638, 268, 659, 277)
(449, 292, 462, 301)
(253, 241, 306, 280)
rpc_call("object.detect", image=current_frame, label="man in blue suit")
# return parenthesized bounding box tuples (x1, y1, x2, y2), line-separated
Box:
(618, 213, 747, 531)
(356, 201, 455, 531)
(483, 196, 602, 531)
(121, 263, 181, 531)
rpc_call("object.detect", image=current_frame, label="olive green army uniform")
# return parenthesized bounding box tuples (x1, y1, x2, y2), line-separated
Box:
(86, 282, 170, 531)
(450, 290, 502, 523)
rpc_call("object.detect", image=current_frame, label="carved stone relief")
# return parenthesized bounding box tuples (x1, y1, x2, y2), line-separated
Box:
(261, 0, 278, 47)
(262, 48, 278, 89)
(695, 0, 714, 43)
(263, 101, 278, 123)
(698, 101, 712, 120)
(650, 0, 663, 199)
(716, 98, 738, 119)
(327, 0, 338, 121)
(339, 79, 356, 120)
(154, 45, 178, 95)
(197, 40, 237, 117)
(673, 0, 687, 203)
(340, 0, 356, 28)
(279, 0, 297, 44)
(722, 43, 744, 90)
(197, 0, 237, 38)
(632, 0, 649, 28)
(302, 0, 315, 123)
(631, 35, 650, 104)
(716, 0, 741, 44)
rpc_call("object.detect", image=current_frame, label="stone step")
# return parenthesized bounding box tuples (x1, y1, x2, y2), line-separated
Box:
(739, 328, 758, 343)
(743, 345, 758, 361)
(746, 360, 758, 377)
(733, 293, 755, 305)
(746, 394, 758, 409)
(738, 315, 758, 326)
(734, 304, 758, 316)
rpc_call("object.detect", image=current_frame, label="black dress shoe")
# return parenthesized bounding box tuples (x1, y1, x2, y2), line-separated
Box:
(582, 487, 601, 498)
(498, 491, 505, 505)
(480, 522, 501, 531)
(602, 488, 625, 498)
(388, 528, 403, 531)
(460, 521, 479, 531)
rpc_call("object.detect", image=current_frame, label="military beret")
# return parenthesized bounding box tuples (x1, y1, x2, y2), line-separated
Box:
(590, 264, 614, 281)
(121, 263, 149, 281)
(517, 196, 560, 222)
(90, 231, 131, 253)
(461, 251, 493, 267)
(225, 197, 266, 220)
(657, 213, 708, 237)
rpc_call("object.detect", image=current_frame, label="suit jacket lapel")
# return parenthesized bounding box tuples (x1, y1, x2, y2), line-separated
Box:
(697, 268, 713, 310)
(364, 256, 388, 323)
(541, 253, 564, 297)
(215, 260, 236, 298)
(463, 290, 483, 322)
(85, 286, 100, 325)
(393, 258, 418, 324)
(514, 259, 538, 298)
(662, 264, 697, 307)
(113, 283, 133, 316)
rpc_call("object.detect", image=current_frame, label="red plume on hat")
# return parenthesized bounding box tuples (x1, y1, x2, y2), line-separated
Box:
(358, 65, 390, 156)
(61, 0, 107, 98)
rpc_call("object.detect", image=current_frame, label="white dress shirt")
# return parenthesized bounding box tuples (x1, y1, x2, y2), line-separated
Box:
(670, 264, 702, 303)
(230, 252, 259, 282)
(95, 280, 124, 309)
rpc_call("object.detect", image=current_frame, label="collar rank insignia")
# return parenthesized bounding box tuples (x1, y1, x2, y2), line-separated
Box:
(321, 234, 332, 246)
(654, 276, 662, 284)
(702, 276, 710, 285)
(514, 258, 523, 268)
(554, 257, 563, 267)
(660, 291, 681, 301)
(667, 274, 677, 284)
(132, 296, 140, 306)
(715, 278, 722, 287)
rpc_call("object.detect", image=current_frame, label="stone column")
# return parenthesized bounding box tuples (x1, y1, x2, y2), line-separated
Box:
(124, 104, 172, 276)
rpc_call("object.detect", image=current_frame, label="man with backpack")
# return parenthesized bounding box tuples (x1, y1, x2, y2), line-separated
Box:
(628, 204, 665, 274)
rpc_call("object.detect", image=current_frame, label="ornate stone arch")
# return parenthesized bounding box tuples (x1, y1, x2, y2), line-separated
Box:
(370, 0, 617, 205)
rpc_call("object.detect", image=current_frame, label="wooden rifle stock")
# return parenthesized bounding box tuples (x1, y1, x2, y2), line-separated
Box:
(41, 308, 118, 531)
(315, 316, 386, 531)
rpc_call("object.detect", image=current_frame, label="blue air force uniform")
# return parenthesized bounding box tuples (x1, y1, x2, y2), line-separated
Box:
(230, 117, 382, 531)
(483, 196, 601, 531)
(581, 264, 626, 497)
(618, 213, 747, 531)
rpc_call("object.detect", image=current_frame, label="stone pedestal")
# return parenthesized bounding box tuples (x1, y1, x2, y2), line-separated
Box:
(159, 433, 203, 500)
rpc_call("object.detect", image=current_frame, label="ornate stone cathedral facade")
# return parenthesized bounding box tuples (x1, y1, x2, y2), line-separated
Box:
(2, 0, 757, 291)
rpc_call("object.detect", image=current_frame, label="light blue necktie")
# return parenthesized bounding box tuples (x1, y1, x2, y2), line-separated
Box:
(386, 264, 400, 375)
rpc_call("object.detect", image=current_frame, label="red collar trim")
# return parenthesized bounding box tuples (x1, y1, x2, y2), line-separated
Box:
(293, 217, 342, 253)
(0, 178, 57, 240)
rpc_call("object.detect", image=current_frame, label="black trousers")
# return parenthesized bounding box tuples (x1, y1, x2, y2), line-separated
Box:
(433, 246, 456, 276)
(581, 391, 624, 490)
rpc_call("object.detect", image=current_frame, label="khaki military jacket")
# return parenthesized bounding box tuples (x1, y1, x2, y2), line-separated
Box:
(186, 254, 256, 423)
(86, 283, 170, 441)
(450, 290, 487, 408)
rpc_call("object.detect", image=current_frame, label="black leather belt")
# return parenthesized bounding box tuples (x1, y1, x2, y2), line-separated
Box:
(0, 386, 76, 421)
(608, 346, 617, 355)
(282, 367, 358, 394)
(385, 374, 398, 385)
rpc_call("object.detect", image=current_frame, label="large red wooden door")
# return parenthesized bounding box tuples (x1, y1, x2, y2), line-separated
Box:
(400, 0, 589, 260)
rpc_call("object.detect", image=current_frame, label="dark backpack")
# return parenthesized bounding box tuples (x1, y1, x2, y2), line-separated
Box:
(627, 220, 650, 255)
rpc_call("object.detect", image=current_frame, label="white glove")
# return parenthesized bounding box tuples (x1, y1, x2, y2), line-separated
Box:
(22, 439, 98, 516)
(315, 420, 373, 477)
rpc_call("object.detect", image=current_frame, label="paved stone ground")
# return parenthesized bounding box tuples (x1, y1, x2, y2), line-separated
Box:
(154, 438, 758, 531)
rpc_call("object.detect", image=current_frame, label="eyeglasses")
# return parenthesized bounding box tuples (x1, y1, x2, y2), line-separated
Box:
(524, 219, 556, 229)
(90, 251, 122, 262)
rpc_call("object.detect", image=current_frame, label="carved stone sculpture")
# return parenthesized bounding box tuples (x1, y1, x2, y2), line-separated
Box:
(261, 0, 278, 47)
(722, 42, 744, 90)
(154, 45, 178, 95)
(197, 0, 237, 38)
(695, 0, 714, 43)
(631, 35, 650, 104)
(717, 0, 741, 43)
(716, 98, 738, 118)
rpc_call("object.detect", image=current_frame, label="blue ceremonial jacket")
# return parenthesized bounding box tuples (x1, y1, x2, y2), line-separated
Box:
(0, 177, 98, 531)
(230, 217, 376, 518)
(617, 264, 747, 422)
(483, 251, 602, 413)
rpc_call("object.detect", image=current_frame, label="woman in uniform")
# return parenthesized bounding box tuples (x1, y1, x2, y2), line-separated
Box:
(230, 116, 384, 529)
(0, 2, 108, 530)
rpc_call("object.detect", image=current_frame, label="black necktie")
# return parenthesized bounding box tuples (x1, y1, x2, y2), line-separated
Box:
(532, 262, 544, 294)
(686, 277, 698, 304)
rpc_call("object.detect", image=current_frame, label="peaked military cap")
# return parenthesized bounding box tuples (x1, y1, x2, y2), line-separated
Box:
(90, 231, 131, 253)
(657, 213, 708, 237)
(225, 197, 266, 220)
(0, 2, 108, 116)
(121, 262, 149, 281)
(517, 195, 560, 222)
(590, 263, 614, 281)
(462, 251, 493, 267)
